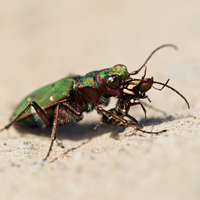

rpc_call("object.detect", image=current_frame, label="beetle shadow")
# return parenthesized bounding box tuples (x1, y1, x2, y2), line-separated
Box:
(14, 114, 191, 141)
(14, 122, 125, 141)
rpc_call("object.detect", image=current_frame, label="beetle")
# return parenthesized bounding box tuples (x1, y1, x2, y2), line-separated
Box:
(0, 44, 189, 160)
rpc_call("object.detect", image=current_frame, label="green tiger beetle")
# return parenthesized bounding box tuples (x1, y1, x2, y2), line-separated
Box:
(0, 44, 190, 161)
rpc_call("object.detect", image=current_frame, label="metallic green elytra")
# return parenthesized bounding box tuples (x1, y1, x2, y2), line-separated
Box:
(0, 44, 190, 161)
(11, 75, 80, 127)
(13, 78, 72, 115)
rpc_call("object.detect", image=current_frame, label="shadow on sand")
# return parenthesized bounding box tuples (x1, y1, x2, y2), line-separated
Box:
(13, 114, 186, 141)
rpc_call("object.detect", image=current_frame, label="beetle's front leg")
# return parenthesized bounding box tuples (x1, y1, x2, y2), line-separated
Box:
(99, 108, 138, 127)
(96, 106, 128, 125)
(96, 105, 166, 134)
(101, 108, 127, 126)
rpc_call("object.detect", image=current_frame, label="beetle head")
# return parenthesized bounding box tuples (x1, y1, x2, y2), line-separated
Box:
(96, 64, 129, 97)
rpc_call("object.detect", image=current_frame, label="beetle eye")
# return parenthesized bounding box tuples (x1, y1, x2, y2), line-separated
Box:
(105, 75, 122, 89)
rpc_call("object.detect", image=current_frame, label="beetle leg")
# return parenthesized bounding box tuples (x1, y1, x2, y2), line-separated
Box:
(101, 111, 126, 127)
(96, 106, 166, 134)
(0, 101, 51, 132)
(43, 103, 60, 161)
(43, 102, 84, 161)
(62, 102, 83, 122)
(97, 106, 127, 125)
(99, 107, 138, 126)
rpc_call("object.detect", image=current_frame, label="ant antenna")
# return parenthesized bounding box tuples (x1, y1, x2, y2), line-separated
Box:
(152, 79, 170, 91)
(153, 81, 190, 109)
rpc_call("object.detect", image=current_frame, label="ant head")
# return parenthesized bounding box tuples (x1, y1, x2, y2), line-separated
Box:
(139, 77, 154, 93)
(123, 76, 189, 109)
(123, 77, 154, 97)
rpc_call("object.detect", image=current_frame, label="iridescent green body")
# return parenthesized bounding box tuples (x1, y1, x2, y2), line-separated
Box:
(12, 65, 129, 127)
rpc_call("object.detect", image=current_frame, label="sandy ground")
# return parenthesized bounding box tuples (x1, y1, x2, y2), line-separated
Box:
(0, 1, 200, 200)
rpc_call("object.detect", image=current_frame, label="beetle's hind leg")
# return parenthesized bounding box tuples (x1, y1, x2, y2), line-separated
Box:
(0, 101, 51, 132)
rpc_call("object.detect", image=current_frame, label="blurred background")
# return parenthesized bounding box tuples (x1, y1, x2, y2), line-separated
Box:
(0, 1, 200, 200)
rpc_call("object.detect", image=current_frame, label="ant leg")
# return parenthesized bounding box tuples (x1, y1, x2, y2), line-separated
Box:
(130, 102, 147, 124)
(124, 113, 138, 125)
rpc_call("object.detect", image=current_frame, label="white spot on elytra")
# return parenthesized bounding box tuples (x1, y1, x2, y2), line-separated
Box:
(49, 95, 54, 101)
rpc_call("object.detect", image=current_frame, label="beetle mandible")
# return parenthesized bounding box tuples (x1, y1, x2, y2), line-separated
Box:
(0, 44, 190, 160)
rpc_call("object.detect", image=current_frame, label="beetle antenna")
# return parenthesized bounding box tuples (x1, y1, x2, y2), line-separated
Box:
(153, 81, 190, 109)
(130, 44, 178, 75)
(142, 44, 178, 67)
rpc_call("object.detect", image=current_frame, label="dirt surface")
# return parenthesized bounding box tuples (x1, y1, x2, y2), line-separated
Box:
(0, 1, 200, 200)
